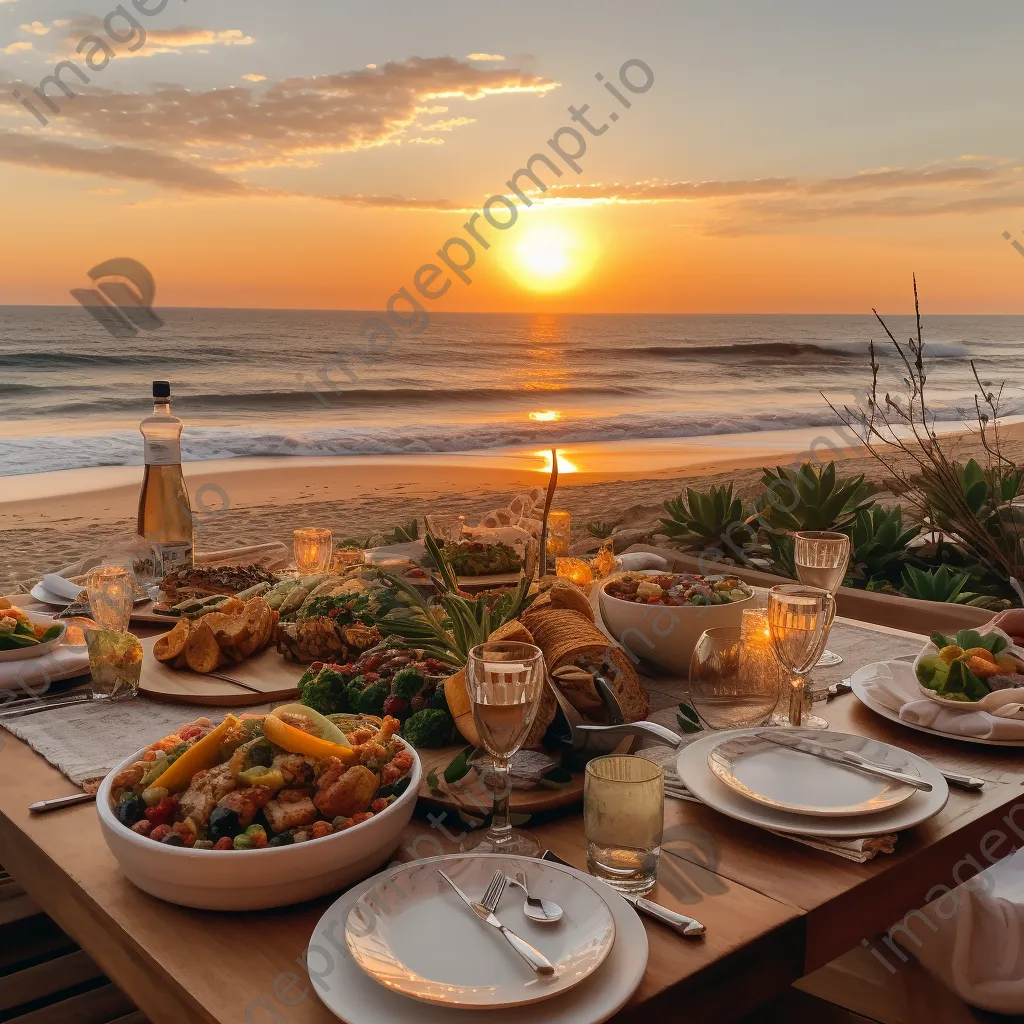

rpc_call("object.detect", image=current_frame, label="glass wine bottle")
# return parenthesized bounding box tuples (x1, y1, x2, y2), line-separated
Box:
(137, 381, 193, 580)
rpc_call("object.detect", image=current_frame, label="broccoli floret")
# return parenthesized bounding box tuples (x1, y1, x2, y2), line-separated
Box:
(299, 667, 349, 716)
(425, 688, 449, 712)
(353, 683, 389, 716)
(297, 666, 319, 692)
(346, 675, 366, 708)
(402, 708, 455, 748)
(391, 666, 426, 701)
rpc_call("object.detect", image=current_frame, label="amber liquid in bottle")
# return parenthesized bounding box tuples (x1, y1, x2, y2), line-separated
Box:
(137, 381, 193, 580)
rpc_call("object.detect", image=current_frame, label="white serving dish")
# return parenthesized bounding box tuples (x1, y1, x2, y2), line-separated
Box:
(598, 571, 757, 675)
(0, 613, 67, 663)
(97, 739, 421, 911)
(309, 854, 649, 1024)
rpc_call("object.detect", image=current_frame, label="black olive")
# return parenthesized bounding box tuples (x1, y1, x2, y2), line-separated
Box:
(207, 806, 241, 841)
(268, 832, 294, 847)
(115, 795, 145, 827)
(161, 832, 185, 846)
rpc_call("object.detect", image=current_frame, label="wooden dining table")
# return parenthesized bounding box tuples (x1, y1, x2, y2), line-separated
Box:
(0, 604, 1022, 1024)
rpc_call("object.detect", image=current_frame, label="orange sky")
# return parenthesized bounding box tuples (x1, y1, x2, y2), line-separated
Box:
(4, 2, 1024, 312)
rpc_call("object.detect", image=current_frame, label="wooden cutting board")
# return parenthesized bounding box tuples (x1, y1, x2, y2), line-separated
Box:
(416, 744, 585, 815)
(138, 635, 300, 707)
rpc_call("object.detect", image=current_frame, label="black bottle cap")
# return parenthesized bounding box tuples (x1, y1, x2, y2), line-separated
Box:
(153, 381, 170, 399)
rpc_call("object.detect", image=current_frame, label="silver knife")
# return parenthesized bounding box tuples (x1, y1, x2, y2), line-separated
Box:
(758, 731, 933, 792)
(0, 693, 96, 720)
(843, 749, 984, 791)
(29, 792, 97, 814)
(437, 870, 555, 976)
(622, 893, 706, 937)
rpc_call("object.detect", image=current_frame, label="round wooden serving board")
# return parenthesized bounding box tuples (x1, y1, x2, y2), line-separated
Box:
(138, 635, 300, 707)
(416, 744, 585, 815)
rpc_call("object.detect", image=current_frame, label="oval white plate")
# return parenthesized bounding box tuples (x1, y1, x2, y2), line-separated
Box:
(707, 729, 919, 817)
(851, 663, 1024, 748)
(0, 614, 66, 663)
(310, 854, 646, 1024)
(678, 728, 948, 838)
(344, 855, 615, 1009)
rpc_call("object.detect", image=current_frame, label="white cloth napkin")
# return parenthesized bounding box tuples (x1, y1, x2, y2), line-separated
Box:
(860, 660, 1024, 740)
(41, 573, 86, 601)
(0, 642, 89, 693)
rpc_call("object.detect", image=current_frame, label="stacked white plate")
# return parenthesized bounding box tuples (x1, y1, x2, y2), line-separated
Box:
(307, 853, 648, 1024)
(676, 728, 949, 839)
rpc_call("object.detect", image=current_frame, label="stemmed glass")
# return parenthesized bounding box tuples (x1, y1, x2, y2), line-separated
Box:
(460, 641, 545, 857)
(793, 531, 850, 667)
(766, 584, 836, 729)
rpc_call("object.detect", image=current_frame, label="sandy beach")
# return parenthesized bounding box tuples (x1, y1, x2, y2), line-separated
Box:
(1, 417, 1011, 594)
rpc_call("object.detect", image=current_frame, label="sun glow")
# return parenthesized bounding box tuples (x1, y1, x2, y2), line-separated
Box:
(503, 223, 594, 293)
(536, 449, 578, 474)
(529, 410, 562, 421)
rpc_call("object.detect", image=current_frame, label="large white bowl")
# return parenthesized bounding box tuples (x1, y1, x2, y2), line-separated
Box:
(598, 572, 758, 676)
(97, 739, 421, 911)
(0, 613, 66, 663)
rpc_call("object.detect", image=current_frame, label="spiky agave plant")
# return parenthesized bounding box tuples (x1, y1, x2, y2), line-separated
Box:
(755, 462, 874, 533)
(373, 534, 537, 666)
(660, 484, 750, 551)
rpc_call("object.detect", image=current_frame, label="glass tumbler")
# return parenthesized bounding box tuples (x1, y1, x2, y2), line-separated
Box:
(585, 754, 664, 895)
(86, 629, 143, 700)
(86, 566, 134, 632)
(688, 626, 780, 730)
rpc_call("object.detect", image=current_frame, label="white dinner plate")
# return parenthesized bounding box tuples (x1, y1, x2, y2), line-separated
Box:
(30, 582, 150, 609)
(344, 854, 615, 1009)
(707, 729, 921, 817)
(309, 854, 647, 1024)
(678, 728, 948, 838)
(851, 664, 1024, 748)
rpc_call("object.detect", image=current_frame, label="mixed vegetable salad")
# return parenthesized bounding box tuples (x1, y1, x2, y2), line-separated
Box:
(0, 601, 64, 651)
(604, 572, 753, 607)
(916, 629, 1024, 701)
(109, 706, 415, 850)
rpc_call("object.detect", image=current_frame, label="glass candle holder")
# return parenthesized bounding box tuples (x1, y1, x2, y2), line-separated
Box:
(86, 628, 143, 700)
(585, 754, 664, 895)
(331, 547, 365, 572)
(546, 510, 571, 558)
(86, 566, 135, 632)
(294, 528, 333, 575)
(555, 556, 593, 587)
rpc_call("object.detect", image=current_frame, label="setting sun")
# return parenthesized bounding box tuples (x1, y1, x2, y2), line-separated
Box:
(536, 449, 579, 474)
(503, 222, 595, 293)
(529, 410, 562, 421)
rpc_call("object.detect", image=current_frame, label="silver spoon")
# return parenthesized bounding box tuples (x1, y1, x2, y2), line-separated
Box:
(507, 870, 563, 923)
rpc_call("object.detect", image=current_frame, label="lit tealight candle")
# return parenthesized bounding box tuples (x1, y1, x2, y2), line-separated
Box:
(547, 510, 571, 558)
(741, 608, 784, 711)
(293, 527, 333, 576)
(555, 556, 593, 587)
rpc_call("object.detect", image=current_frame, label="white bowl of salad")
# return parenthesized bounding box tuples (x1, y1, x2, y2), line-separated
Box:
(599, 571, 757, 676)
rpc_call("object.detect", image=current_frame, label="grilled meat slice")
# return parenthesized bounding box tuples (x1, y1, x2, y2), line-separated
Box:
(160, 564, 278, 602)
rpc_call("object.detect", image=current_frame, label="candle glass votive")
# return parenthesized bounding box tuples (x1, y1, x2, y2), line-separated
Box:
(555, 556, 593, 587)
(689, 626, 780, 730)
(294, 528, 333, 575)
(585, 754, 664, 895)
(86, 566, 134, 632)
(547, 510, 571, 558)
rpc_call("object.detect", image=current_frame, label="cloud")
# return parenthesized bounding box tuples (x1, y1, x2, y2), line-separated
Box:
(466, 53, 505, 61)
(0, 57, 557, 206)
(1, 41, 32, 54)
(241, 73, 266, 82)
(530, 163, 1024, 233)
(86, 185, 126, 194)
(0, 131, 255, 194)
(19, 21, 49, 35)
(11, 56, 556, 167)
(419, 116, 476, 131)
(54, 19, 254, 59)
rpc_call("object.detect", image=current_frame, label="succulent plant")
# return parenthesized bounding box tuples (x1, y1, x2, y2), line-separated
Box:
(900, 565, 978, 604)
(755, 462, 874, 533)
(848, 505, 922, 584)
(585, 519, 617, 539)
(660, 484, 750, 552)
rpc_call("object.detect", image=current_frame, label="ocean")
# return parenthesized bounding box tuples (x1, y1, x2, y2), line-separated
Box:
(1, 307, 1022, 478)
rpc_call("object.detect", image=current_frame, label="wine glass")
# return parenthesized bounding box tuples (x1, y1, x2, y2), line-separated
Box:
(688, 626, 780, 730)
(460, 641, 545, 857)
(766, 584, 836, 729)
(793, 531, 850, 667)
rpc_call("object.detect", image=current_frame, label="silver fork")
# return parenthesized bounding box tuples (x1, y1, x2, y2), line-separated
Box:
(481, 870, 508, 913)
